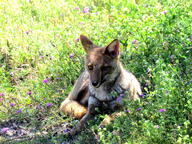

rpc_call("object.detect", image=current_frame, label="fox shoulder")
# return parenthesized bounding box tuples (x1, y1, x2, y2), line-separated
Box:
(118, 67, 142, 100)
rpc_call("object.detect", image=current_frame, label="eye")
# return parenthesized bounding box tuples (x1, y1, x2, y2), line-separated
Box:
(88, 65, 93, 70)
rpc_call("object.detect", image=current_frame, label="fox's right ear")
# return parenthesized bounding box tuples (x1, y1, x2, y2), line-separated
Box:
(80, 35, 94, 52)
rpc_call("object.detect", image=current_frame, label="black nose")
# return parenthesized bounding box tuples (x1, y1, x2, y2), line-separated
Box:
(92, 81, 99, 87)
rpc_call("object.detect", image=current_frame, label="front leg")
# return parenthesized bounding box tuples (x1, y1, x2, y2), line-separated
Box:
(69, 96, 100, 135)
(100, 100, 123, 127)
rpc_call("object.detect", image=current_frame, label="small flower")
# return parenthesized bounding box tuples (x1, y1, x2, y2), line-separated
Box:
(154, 125, 160, 129)
(56, 77, 62, 80)
(39, 56, 45, 59)
(10, 72, 14, 76)
(136, 107, 142, 111)
(0, 98, 3, 102)
(27, 91, 32, 95)
(25, 29, 32, 35)
(119, 93, 124, 97)
(139, 94, 145, 98)
(36, 104, 42, 110)
(112, 130, 119, 135)
(79, 22, 85, 25)
(92, 12, 99, 15)
(46, 103, 53, 108)
(189, 36, 192, 42)
(116, 96, 122, 103)
(74, 7, 80, 10)
(124, 109, 130, 113)
(161, 10, 168, 14)
(55, 33, 60, 38)
(10, 103, 15, 107)
(159, 109, 166, 112)
(83, 7, 90, 13)
(69, 53, 75, 59)
(16, 109, 22, 114)
(0, 93, 4, 96)
(75, 38, 80, 42)
(42, 78, 49, 83)
(64, 128, 70, 133)
(1, 128, 9, 134)
(132, 40, 138, 44)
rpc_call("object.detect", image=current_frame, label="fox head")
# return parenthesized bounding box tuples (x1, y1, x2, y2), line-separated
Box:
(80, 35, 120, 88)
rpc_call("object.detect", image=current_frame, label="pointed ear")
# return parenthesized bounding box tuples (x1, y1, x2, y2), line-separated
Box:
(105, 39, 120, 58)
(80, 35, 94, 53)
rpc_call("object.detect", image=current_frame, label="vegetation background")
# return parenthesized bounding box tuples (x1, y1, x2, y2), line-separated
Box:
(0, 0, 191, 143)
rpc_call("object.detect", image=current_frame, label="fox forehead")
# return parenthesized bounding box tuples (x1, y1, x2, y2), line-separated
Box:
(85, 47, 112, 66)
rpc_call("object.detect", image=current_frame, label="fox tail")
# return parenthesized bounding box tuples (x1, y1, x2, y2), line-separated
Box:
(60, 98, 87, 119)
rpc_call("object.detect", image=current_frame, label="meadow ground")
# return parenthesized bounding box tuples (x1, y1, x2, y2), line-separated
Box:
(0, 0, 192, 143)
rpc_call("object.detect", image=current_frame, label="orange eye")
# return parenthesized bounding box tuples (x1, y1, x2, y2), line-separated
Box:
(88, 65, 93, 70)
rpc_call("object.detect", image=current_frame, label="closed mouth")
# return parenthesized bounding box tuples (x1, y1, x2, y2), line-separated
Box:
(94, 79, 106, 88)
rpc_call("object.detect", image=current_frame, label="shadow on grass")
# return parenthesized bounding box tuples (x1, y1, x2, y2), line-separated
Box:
(0, 117, 99, 144)
(2, 132, 99, 144)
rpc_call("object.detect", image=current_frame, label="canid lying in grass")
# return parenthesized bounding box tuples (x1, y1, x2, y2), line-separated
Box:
(60, 35, 142, 135)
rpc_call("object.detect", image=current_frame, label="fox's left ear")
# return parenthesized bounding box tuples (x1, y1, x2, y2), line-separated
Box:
(105, 39, 120, 58)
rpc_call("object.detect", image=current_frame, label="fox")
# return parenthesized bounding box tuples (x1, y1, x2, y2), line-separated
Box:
(60, 35, 142, 135)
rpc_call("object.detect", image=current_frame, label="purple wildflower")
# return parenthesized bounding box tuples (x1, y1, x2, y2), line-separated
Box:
(1, 128, 9, 134)
(0, 93, 4, 96)
(56, 77, 62, 80)
(42, 78, 49, 83)
(10, 72, 14, 76)
(159, 109, 166, 112)
(79, 22, 85, 25)
(116, 96, 122, 103)
(10, 103, 16, 107)
(69, 53, 75, 59)
(154, 125, 160, 129)
(74, 7, 80, 10)
(136, 107, 142, 111)
(75, 38, 80, 42)
(27, 91, 32, 95)
(46, 103, 53, 108)
(189, 36, 192, 42)
(119, 93, 124, 97)
(25, 29, 32, 35)
(16, 109, 22, 114)
(93, 12, 99, 15)
(39, 56, 45, 59)
(161, 10, 168, 14)
(124, 109, 130, 113)
(139, 94, 145, 98)
(36, 104, 42, 110)
(0, 98, 3, 102)
(132, 40, 138, 44)
(55, 33, 60, 38)
(83, 7, 90, 13)
(64, 128, 70, 133)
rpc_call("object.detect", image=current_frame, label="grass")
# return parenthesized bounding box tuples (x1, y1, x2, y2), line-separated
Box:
(0, 0, 192, 143)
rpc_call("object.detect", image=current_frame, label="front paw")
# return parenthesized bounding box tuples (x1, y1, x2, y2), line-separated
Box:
(69, 128, 78, 136)
(64, 124, 81, 136)
(63, 128, 77, 137)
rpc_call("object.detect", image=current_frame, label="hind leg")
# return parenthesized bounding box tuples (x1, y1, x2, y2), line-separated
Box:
(60, 98, 87, 119)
